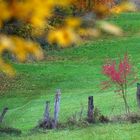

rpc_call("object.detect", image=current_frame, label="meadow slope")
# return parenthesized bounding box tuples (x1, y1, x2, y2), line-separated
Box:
(0, 12, 140, 140)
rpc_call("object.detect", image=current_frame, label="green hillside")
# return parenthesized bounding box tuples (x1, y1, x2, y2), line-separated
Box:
(0, 12, 140, 140)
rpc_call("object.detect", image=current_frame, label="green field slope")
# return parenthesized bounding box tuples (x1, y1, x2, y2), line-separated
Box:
(0, 12, 140, 140)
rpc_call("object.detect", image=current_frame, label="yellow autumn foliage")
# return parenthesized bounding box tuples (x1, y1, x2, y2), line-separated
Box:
(48, 27, 80, 47)
(111, 2, 136, 14)
(0, 0, 136, 76)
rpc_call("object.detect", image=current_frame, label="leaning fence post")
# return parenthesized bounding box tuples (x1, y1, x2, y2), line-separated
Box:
(87, 96, 94, 123)
(0, 107, 8, 123)
(136, 83, 140, 108)
(44, 101, 50, 122)
(53, 89, 61, 128)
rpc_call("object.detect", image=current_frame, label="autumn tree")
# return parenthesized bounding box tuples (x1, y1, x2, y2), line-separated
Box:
(102, 54, 138, 113)
(72, 0, 115, 12)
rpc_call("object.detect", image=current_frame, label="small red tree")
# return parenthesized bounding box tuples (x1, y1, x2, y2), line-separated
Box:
(102, 54, 137, 113)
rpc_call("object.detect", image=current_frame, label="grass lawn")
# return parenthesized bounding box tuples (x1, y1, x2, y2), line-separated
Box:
(0, 12, 140, 139)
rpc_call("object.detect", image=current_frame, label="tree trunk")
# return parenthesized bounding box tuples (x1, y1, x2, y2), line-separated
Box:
(0, 107, 8, 123)
(136, 83, 140, 108)
(87, 96, 94, 123)
(53, 89, 61, 128)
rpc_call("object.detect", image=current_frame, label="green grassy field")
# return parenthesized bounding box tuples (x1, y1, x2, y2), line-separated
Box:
(0, 12, 140, 140)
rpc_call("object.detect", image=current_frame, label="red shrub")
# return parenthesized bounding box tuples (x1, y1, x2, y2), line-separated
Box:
(102, 54, 137, 113)
(103, 54, 131, 85)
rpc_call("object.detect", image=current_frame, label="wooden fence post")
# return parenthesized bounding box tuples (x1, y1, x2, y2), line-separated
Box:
(87, 96, 94, 123)
(136, 83, 140, 108)
(39, 101, 51, 129)
(0, 107, 8, 123)
(44, 101, 50, 122)
(53, 89, 61, 128)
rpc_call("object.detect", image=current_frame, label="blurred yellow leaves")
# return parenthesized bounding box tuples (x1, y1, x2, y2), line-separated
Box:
(48, 27, 79, 47)
(10, 0, 53, 28)
(93, 1, 136, 18)
(11, 37, 43, 61)
(0, 0, 71, 28)
(0, 0, 71, 76)
(0, 0, 137, 75)
(0, 1, 11, 28)
(0, 35, 43, 76)
(65, 17, 81, 28)
(0, 35, 43, 61)
(0, 59, 16, 77)
(111, 2, 137, 14)
(48, 17, 81, 47)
